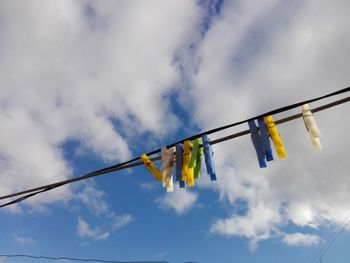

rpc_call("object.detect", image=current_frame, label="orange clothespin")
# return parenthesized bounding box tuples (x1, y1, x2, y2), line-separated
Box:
(140, 154, 162, 181)
(264, 115, 287, 159)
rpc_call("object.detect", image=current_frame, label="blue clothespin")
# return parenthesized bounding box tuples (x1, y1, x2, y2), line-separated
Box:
(248, 120, 267, 168)
(257, 117, 274, 161)
(201, 135, 217, 181)
(175, 143, 185, 188)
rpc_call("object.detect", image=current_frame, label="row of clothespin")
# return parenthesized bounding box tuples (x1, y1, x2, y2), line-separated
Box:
(140, 104, 321, 192)
(248, 104, 321, 167)
(140, 135, 216, 192)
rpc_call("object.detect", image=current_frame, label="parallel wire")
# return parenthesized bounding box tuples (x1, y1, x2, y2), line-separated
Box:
(0, 254, 169, 263)
(210, 96, 350, 145)
(309, 209, 350, 263)
(0, 96, 349, 208)
(0, 88, 349, 208)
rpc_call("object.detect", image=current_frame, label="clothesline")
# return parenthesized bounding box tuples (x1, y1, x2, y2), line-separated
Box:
(0, 253, 169, 263)
(0, 87, 349, 208)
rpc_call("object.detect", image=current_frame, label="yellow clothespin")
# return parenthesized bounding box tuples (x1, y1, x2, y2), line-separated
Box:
(264, 115, 287, 159)
(140, 154, 162, 181)
(182, 140, 195, 187)
(301, 104, 321, 149)
(160, 147, 175, 192)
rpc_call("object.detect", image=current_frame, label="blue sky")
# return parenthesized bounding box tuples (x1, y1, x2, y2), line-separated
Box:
(0, 0, 350, 262)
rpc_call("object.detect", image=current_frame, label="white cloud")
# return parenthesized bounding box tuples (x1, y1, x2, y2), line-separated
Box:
(210, 203, 282, 249)
(283, 233, 320, 246)
(14, 234, 35, 245)
(3, 204, 22, 214)
(180, 0, 350, 246)
(140, 183, 156, 191)
(1, 0, 349, 250)
(73, 183, 134, 237)
(77, 218, 109, 241)
(75, 184, 109, 216)
(112, 214, 134, 231)
(0, 0, 201, 208)
(157, 188, 198, 215)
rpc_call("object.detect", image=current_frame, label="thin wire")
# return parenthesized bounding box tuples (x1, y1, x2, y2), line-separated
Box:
(136, 87, 350, 158)
(309, 209, 350, 263)
(1, 91, 349, 203)
(0, 95, 349, 208)
(0, 254, 169, 263)
(0, 156, 162, 203)
(210, 96, 350, 145)
(5, 87, 348, 198)
(0, 90, 349, 208)
(0, 88, 348, 202)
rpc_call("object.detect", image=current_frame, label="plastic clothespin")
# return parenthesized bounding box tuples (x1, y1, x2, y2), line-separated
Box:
(140, 154, 162, 181)
(248, 120, 267, 168)
(258, 117, 274, 161)
(175, 143, 185, 188)
(189, 138, 202, 179)
(195, 144, 203, 179)
(182, 140, 195, 187)
(189, 139, 200, 168)
(301, 104, 321, 149)
(202, 134, 217, 181)
(160, 147, 175, 192)
(263, 115, 287, 159)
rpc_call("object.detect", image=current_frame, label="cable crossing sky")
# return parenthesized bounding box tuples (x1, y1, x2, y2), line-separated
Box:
(0, 87, 349, 208)
(0, 254, 169, 263)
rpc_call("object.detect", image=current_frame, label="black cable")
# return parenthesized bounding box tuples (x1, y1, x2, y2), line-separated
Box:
(0, 185, 60, 208)
(0, 87, 349, 208)
(309, 209, 350, 263)
(0, 254, 169, 263)
(0, 156, 165, 204)
(146, 87, 350, 155)
(0, 95, 349, 208)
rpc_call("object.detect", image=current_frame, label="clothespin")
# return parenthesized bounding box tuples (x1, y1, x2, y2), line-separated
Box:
(140, 154, 162, 181)
(263, 115, 287, 159)
(189, 138, 203, 179)
(257, 117, 274, 161)
(160, 147, 175, 192)
(175, 143, 185, 188)
(182, 140, 195, 187)
(189, 139, 200, 168)
(301, 104, 321, 149)
(195, 144, 203, 179)
(248, 120, 267, 168)
(202, 135, 217, 181)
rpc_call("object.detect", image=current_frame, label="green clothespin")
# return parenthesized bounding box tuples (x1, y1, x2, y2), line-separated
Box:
(189, 138, 202, 179)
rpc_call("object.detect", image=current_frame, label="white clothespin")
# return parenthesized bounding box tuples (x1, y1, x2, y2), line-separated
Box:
(301, 104, 321, 149)
(160, 147, 175, 192)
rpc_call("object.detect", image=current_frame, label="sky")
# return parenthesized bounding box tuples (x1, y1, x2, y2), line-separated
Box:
(0, 0, 350, 262)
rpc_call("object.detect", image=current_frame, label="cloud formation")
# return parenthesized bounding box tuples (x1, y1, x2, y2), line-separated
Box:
(283, 233, 320, 247)
(210, 202, 282, 248)
(77, 218, 109, 241)
(183, 0, 350, 246)
(73, 183, 135, 238)
(112, 214, 135, 231)
(157, 187, 198, 215)
(75, 184, 109, 216)
(1, 0, 350, 250)
(14, 234, 36, 245)
(0, 0, 201, 207)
